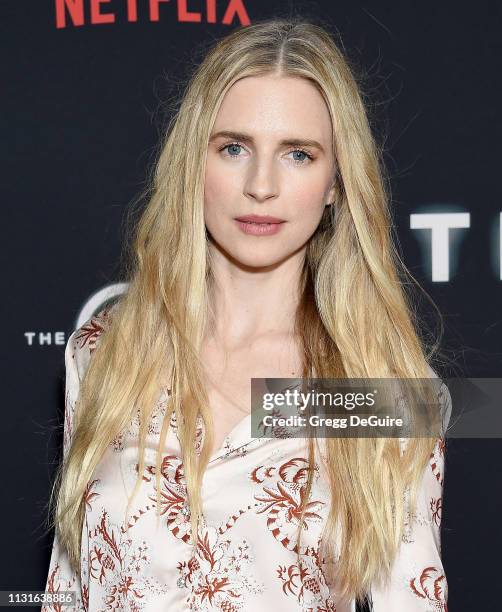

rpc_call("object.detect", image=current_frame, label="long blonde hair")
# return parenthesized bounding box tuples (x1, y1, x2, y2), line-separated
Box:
(48, 16, 448, 604)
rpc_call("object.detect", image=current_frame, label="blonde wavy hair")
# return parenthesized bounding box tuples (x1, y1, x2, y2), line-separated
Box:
(47, 16, 448, 605)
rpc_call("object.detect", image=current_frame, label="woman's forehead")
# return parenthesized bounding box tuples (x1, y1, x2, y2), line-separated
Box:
(212, 75, 332, 146)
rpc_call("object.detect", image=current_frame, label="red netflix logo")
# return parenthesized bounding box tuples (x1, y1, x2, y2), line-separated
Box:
(55, 0, 250, 28)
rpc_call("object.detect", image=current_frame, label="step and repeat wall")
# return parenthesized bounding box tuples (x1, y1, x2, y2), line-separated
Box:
(4, 2, 500, 610)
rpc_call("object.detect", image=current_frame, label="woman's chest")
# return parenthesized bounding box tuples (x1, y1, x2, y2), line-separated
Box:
(87, 435, 331, 544)
(81, 435, 337, 610)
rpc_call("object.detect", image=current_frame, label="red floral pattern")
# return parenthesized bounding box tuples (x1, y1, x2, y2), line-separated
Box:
(276, 546, 337, 611)
(409, 566, 448, 610)
(253, 457, 325, 552)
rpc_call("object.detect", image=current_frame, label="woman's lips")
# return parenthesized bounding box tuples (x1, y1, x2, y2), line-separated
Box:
(234, 219, 285, 236)
(235, 214, 285, 223)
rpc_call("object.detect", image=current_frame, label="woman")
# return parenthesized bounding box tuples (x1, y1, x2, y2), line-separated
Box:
(43, 17, 450, 611)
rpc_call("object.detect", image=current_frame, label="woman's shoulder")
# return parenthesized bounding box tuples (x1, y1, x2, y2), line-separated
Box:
(67, 300, 120, 381)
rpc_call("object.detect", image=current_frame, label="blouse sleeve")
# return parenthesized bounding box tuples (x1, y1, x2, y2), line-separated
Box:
(42, 331, 88, 612)
(369, 380, 451, 611)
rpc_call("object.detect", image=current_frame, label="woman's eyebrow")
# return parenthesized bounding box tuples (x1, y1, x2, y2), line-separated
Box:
(209, 130, 325, 152)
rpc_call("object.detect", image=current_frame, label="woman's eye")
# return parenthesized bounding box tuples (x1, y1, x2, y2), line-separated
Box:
(289, 149, 313, 164)
(221, 143, 243, 157)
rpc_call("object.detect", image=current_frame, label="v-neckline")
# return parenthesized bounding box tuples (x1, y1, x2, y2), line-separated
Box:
(208, 411, 254, 462)
(161, 387, 265, 463)
(160, 352, 305, 463)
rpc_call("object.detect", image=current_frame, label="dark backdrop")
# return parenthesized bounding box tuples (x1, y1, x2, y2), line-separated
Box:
(3, 2, 501, 610)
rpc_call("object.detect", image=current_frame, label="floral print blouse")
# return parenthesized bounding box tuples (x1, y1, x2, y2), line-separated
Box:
(43, 306, 449, 611)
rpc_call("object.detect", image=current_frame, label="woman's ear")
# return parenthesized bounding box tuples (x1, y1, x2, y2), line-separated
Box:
(326, 168, 338, 206)
(326, 183, 336, 207)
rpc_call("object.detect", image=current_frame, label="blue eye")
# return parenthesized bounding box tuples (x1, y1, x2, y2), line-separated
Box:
(225, 143, 242, 157)
(288, 149, 314, 164)
(291, 150, 309, 163)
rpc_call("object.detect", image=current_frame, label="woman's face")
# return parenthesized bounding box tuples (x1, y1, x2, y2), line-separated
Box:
(204, 74, 336, 268)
